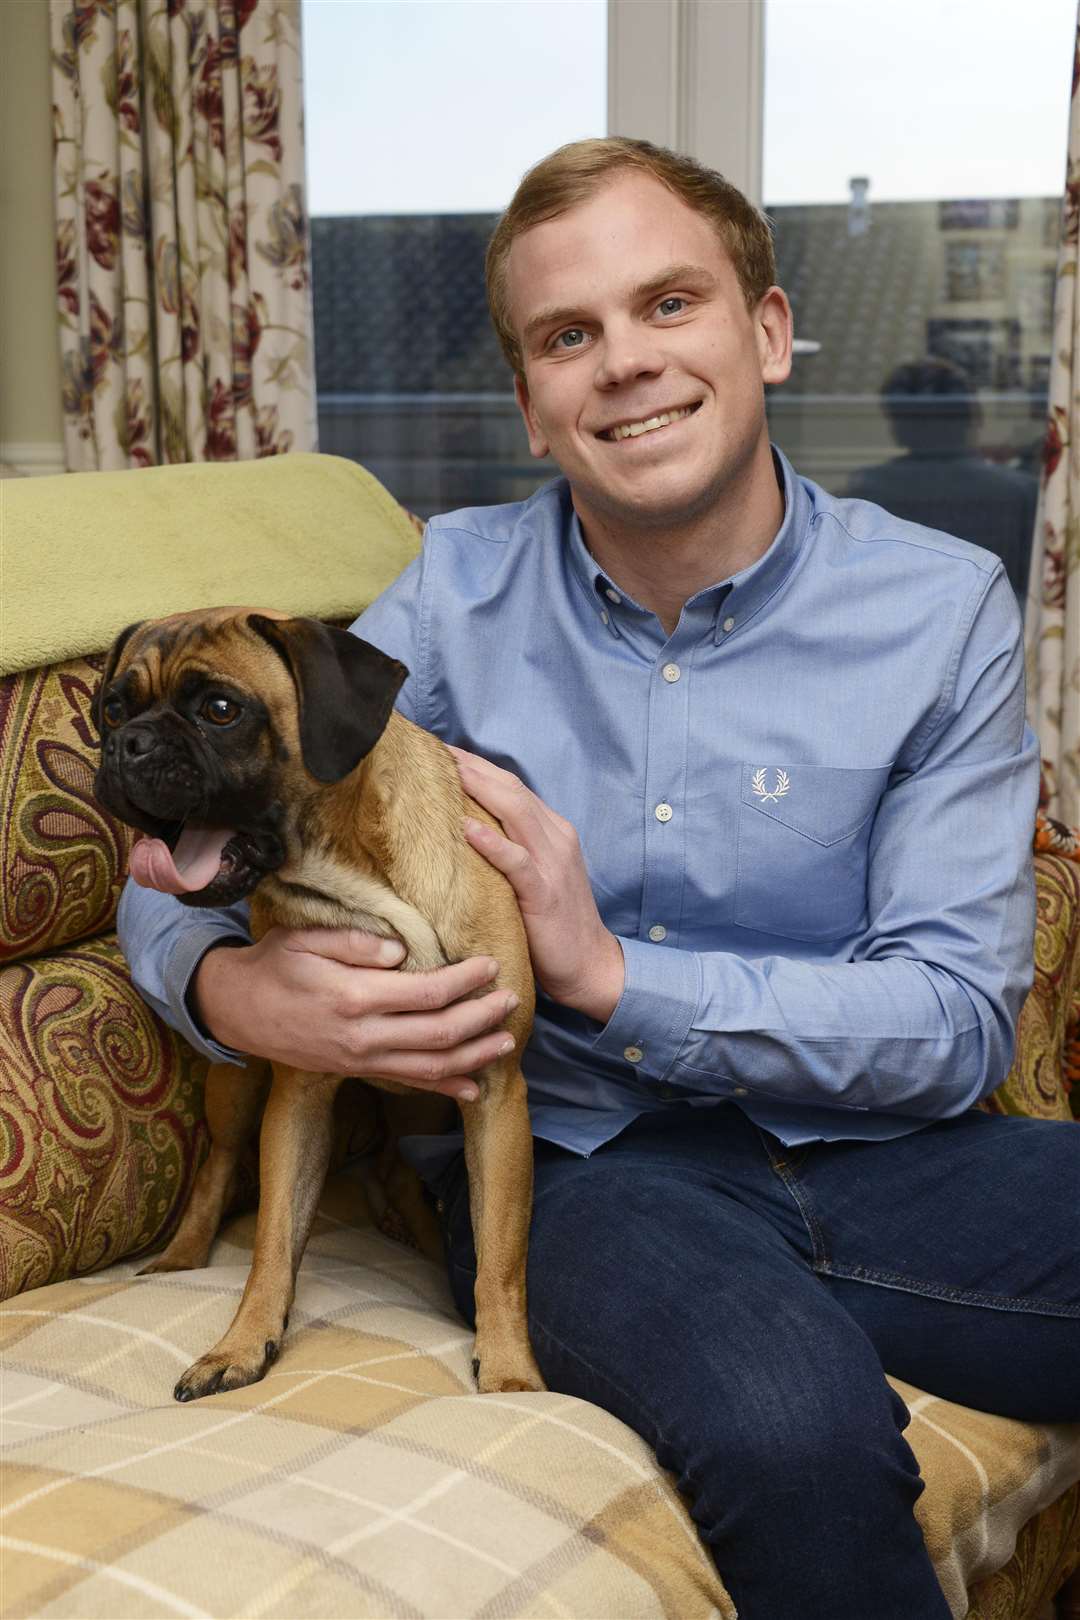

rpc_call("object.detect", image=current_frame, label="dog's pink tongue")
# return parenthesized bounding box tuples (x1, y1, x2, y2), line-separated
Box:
(129, 827, 231, 894)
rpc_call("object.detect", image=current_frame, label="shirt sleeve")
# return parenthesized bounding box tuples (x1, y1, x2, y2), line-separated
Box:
(592, 563, 1040, 1119)
(114, 544, 430, 1056)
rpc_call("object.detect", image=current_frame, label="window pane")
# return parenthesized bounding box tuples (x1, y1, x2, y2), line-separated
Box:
(303, 0, 606, 517)
(763, 0, 1074, 607)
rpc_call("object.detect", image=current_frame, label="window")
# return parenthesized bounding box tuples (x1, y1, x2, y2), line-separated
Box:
(762, 0, 1075, 605)
(303, 0, 605, 518)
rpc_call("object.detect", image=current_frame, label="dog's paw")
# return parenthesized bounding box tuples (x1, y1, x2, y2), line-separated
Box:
(137, 1251, 207, 1277)
(173, 1338, 281, 1402)
(472, 1346, 547, 1395)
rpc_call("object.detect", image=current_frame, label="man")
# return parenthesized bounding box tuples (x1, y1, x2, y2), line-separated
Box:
(119, 139, 1080, 1619)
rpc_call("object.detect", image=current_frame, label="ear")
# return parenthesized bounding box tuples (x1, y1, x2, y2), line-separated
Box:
(248, 616, 408, 783)
(757, 285, 793, 387)
(93, 621, 145, 742)
(514, 373, 550, 459)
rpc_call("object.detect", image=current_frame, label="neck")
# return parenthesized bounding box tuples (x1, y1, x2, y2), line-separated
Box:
(575, 437, 784, 637)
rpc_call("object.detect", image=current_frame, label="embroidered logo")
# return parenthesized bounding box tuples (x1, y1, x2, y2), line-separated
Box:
(752, 768, 790, 803)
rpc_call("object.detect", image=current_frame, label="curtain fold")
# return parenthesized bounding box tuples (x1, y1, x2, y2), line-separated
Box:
(1027, 9, 1080, 823)
(50, 0, 316, 470)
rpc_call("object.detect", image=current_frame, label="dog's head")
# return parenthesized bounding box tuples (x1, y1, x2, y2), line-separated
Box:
(93, 608, 408, 907)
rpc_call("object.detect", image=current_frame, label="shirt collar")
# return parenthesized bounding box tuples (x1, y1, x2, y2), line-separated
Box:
(563, 446, 814, 644)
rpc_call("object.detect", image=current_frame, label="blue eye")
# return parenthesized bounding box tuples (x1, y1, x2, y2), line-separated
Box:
(555, 328, 587, 350)
(658, 297, 686, 317)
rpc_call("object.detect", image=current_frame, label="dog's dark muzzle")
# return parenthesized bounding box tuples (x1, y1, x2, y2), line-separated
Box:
(99, 721, 208, 828)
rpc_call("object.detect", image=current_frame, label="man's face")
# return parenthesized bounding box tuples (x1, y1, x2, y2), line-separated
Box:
(506, 170, 792, 533)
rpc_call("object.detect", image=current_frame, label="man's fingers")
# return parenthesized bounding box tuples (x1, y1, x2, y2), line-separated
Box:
(368, 1028, 515, 1091)
(285, 926, 406, 967)
(361, 987, 517, 1055)
(371, 954, 502, 1011)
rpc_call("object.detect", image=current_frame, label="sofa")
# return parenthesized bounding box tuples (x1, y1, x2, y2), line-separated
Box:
(1, 452, 1078, 1620)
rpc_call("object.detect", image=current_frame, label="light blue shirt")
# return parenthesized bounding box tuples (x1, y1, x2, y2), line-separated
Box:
(117, 449, 1039, 1174)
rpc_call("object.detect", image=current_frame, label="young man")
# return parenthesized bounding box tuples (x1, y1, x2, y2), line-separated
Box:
(119, 139, 1080, 1619)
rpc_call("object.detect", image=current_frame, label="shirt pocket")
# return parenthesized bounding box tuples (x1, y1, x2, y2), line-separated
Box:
(734, 762, 893, 942)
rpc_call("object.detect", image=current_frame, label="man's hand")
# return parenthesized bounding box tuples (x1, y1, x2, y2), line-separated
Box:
(449, 746, 625, 1024)
(192, 928, 518, 1102)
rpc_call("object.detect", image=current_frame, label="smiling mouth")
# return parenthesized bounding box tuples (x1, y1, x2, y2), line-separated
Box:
(597, 401, 702, 442)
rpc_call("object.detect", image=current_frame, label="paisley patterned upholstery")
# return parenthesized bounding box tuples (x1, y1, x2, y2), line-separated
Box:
(0, 654, 138, 967)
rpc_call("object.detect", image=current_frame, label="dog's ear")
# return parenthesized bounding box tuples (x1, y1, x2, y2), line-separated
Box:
(92, 621, 145, 743)
(248, 616, 408, 783)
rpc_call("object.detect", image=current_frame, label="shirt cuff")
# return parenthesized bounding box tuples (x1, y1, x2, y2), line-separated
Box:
(591, 936, 700, 1083)
(168, 926, 250, 1066)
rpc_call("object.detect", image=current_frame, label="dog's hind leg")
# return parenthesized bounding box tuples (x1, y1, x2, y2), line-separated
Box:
(173, 1064, 342, 1402)
(140, 1059, 271, 1276)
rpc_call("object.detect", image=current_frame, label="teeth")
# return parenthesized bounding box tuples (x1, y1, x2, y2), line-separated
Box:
(610, 406, 694, 441)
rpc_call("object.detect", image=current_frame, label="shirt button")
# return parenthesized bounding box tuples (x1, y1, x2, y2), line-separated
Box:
(623, 1045, 644, 1064)
(605, 587, 621, 604)
(600, 609, 610, 624)
(655, 802, 673, 822)
(732, 1087, 748, 1098)
(648, 924, 667, 942)
(661, 662, 681, 683)
(722, 616, 736, 633)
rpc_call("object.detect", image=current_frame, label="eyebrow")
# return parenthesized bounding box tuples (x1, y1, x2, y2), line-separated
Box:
(521, 262, 720, 349)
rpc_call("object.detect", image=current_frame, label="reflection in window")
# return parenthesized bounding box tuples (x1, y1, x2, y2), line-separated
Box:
(767, 190, 1058, 606)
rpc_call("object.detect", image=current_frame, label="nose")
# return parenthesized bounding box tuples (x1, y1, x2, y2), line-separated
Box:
(116, 723, 160, 761)
(593, 318, 665, 390)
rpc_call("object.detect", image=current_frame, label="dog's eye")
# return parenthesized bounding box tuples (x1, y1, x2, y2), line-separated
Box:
(102, 696, 125, 729)
(200, 696, 242, 727)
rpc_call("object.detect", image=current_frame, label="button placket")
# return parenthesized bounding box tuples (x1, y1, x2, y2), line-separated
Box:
(640, 634, 691, 951)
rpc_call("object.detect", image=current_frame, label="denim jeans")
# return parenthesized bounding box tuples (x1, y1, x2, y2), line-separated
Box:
(432, 1103, 1080, 1620)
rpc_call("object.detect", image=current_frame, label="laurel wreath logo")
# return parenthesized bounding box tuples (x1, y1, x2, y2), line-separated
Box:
(752, 768, 791, 803)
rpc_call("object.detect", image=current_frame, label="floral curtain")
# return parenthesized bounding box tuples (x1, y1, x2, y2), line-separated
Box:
(1027, 9, 1080, 823)
(50, 0, 316, 470)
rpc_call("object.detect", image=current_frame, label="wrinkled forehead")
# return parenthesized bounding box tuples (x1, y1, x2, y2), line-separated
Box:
(505, 171, 733, 337)
(115, 608, 285, 702)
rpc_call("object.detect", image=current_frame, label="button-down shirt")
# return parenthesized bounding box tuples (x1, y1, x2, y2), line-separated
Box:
(117, 449, 1039, 1175)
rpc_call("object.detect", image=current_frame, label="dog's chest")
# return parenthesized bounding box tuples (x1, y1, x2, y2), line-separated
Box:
(259, 850, 449, 973)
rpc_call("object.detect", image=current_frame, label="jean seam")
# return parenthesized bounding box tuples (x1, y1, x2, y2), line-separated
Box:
(823, 1262, 1080, 1317)
(759, 1142, 831, 1271)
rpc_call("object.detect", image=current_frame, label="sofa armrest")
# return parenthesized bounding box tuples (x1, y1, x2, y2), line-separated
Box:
(988, 853, 1080, 1121)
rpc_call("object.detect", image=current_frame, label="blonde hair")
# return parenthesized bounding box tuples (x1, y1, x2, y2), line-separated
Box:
(485, 136, 776, 378)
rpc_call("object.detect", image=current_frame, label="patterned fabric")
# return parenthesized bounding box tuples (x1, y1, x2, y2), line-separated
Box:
(967, 1484, 1080, 1620)
(0, 1179, 1077, 1620)
(1026, 8, 1080, 824)
(0, 932, 208, 1302)
(50, 0, 316, 470)
(988, 854, 1080, 1121)
(0, 655, 136, 967)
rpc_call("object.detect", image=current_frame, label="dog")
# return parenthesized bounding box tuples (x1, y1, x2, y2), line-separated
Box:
(94, 607, 544, 1401)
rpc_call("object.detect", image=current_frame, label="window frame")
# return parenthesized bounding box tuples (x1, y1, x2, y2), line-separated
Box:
(607, 0, 764, 202)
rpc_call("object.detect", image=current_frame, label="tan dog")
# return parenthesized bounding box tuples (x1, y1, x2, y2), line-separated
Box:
(94, 608, 544, 1401)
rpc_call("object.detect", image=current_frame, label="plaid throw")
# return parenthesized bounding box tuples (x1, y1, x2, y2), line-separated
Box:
(2, 1174, 1077, 1619)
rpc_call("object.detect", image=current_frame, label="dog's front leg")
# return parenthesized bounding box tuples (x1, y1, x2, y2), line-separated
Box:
(173, 1065, 342, 1402)
(462, 1057, 546, 1394)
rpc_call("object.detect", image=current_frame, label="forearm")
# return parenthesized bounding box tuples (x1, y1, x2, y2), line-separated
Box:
(116, 878, 252, 1062)
(591, 934, 1028, 1120)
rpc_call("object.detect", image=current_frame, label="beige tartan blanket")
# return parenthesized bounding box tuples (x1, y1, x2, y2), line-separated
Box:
(1, 1174, 1078, 1620)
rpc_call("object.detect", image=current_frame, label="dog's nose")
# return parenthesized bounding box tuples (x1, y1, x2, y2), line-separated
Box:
(120, 724, 159, 760)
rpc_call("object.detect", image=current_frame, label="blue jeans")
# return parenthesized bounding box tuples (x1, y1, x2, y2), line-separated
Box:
(433, 1104, 1080, 1620)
